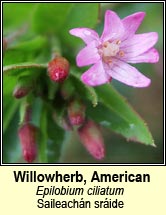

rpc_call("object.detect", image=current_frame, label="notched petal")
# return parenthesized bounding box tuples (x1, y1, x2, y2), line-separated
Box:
(122, 12, 145, 40)
(100, 10, 124, 42)
(69, 28, 99, 44)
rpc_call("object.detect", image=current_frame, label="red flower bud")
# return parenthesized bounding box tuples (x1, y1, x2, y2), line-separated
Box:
(48, 57, 69, 83)
(78, 120, 105, 160)
(68, 99, 86, 126)
(18, 123, 37, 163)
(13, 86, 30, 99)
(13, 76, 32, 99)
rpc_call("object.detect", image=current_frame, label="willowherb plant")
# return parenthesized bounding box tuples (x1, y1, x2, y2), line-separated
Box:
(3, 4, 160, 163)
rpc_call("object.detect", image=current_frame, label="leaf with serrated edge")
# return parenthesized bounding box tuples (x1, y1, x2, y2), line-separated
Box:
(93, 84, 154, 145)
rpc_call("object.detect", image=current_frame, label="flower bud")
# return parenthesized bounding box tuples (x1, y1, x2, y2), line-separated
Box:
(78, 120, 105, 160)
(68, 99, 86, 126)
(13, 86, 30, 99)
(13, 76, 32, 99)
(48, 57, 70, 83)
(18, 123, 37, 163)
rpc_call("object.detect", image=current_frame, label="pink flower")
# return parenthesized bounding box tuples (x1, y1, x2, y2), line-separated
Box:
(69, 10, 159, 87)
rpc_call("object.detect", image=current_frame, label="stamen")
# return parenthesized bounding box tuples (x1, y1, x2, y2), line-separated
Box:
(99, 40, 121, 64)
(119, 50, 125, 57)
(103, 42, 108, 48)
(115, 40, 121, 45)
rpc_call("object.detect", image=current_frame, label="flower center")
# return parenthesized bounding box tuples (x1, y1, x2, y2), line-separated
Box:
(102, 41, 120, 57)
(99, 40, 124, 64)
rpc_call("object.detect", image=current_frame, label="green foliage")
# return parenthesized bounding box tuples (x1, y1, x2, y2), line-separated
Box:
(88, 85, 154, 145)
(3, 2, 162, 163)
(3, 3, 36, 31)
(60, 3, 99, 48)
(70, 69, 98, 107)
(38, 104, 48, 163)
(3, 75, 19, 133)
(32, 3, 73, 34)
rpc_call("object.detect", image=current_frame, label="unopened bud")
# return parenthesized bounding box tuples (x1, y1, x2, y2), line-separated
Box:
(18, 123, 37, 163)
(13, 86, 30, 99)
(13, 76, 32, 99)
(78, 120, 105, 160)
(48, 57, 69, 83)
(68, 99, 86, 126)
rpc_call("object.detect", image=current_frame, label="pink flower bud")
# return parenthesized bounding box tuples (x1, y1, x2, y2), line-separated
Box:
(48, 57, 70, 83)
(78, 120, 105, 160)
(18, 123, 37, 163)
(68, 99, 86, 126)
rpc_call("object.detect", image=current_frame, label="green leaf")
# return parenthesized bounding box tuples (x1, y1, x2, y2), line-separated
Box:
(32, 3, 73, 34)
(4, 49, 33, 66)
(3, 75, 20, 133)
(3, 112, 21, 163)
(61, 3, 99, 48)
(3, 75, 17, 95)
(3, 97, 20, 133)
(11, 36, 47, 52)
(70, 70, 98, 107)
(47, 113, 65, 163)
(89, 84, 154, 145)
(3, 3, 36, 31)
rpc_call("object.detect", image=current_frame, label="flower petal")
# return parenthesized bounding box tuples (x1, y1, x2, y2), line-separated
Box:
(122, 12, 145, 40)
(69, 28, 99, 45)
(125, 48, 159, 63)
(81, 61, 110, 86)
(106, 60, 151, 87)
(121, 32, 158, 58)
(100, 10, 124, 42)
(76, 41, 100, 67)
